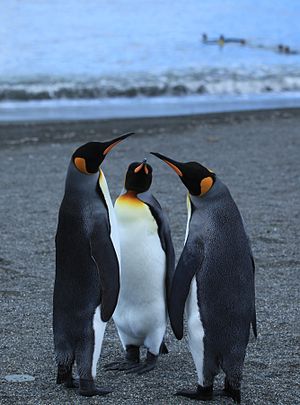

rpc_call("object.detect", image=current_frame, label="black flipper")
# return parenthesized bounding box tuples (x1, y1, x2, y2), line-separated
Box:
(245, 229, 258, 339)
(90, 222, 120, 322)
(169, 235, 205, 340)
(250, 254, 257, 338)
(138, 191, 175, 307)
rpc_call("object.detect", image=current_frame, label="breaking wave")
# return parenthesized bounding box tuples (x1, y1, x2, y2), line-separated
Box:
(1, 66, 300, 102)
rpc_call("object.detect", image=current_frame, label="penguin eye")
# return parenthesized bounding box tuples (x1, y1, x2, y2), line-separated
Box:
(74, 157, 90, 174)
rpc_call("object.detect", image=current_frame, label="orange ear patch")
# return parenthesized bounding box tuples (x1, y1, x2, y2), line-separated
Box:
(200, 176, 213, 196)
(103, 140, 121, 155)
(74, 157, 89, 174)
(164, 160, 183, 177)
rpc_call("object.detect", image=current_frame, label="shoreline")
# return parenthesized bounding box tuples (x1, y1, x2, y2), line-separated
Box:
(1, 92, 300, 124)
(1, 107, 300, 147)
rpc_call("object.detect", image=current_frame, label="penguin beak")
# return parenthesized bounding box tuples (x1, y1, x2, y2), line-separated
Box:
(103, 132, 135, 155)
(150, 152, 183, 177)
(134, 158, 149, 174)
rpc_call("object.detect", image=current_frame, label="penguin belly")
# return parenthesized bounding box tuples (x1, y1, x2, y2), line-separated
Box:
(186, 278, 205, 385)
(184, 198, 206, 385)
(92, 306, 106, 378)
(114, 195, 167, 354)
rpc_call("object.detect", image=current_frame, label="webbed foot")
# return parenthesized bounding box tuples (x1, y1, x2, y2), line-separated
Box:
(104, 344, 140, 372)
(79, 379, 112, 397)
(56, 364, 75, 387)
(65, 377, 79, 389)
(104, 359, 140, 371)
(126, 351, 158, 374)
(219, 378, 241, 403)
(175, 385, 213, 401)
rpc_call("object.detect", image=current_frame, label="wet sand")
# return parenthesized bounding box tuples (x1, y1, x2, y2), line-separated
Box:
(0, 109, 299, 404)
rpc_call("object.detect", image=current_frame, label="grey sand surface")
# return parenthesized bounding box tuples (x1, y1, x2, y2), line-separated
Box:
(0, 109, 299, 404)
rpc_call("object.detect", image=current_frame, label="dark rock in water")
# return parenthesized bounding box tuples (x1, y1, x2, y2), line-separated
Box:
(125, 87, 139, 97)
(140, 85, 166, 96)
(263, 86, 273, 92)
(196, 85, 206, 94)
(172, 85, 188, 95)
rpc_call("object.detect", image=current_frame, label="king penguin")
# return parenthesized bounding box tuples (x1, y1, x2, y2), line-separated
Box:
(105, 159, 175, 374)
(53, 132, 133, 397)
(151, 152, 257, 404)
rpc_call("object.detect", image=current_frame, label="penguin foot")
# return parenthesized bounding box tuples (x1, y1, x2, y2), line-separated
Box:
(216, 379, 241, 404)
(104, 345, 140, 371)
(56, 365, 73, 385)
(78, 379, 112, 397)
(65, 377, 79, 389)
(104, 359, 140, 371)
(216, 389, 241, 404)
(175, 385, 213, 401)
(104, 359, 124, 369)
(126, 351, 158, 374)
(125, 362, 156, 375)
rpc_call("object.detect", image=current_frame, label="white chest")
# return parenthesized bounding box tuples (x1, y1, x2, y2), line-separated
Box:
(98, 170, 120, 264)
(114, 194, 166, 303)
(184, 193, 192, 244)
(184, 193, 205, 384)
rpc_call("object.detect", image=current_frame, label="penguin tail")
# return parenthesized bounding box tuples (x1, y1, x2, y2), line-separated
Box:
(159, 341, 169, 355)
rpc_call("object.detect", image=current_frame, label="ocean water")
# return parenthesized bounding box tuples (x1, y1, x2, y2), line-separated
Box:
(1, 0, 300, 120)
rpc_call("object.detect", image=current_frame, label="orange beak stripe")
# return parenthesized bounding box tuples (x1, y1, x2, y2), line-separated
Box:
(134, 163, 144, 173)
(103, 140, 121, 155)
(164, 160, 183, 177)
(144, 165, 149, 174)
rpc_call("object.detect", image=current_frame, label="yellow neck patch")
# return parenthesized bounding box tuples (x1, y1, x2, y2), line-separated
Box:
(115, 191, 146, 211)
(200, 176, 213, 196)
(117, 191, 143, 204)
(119, 190, 137, 199)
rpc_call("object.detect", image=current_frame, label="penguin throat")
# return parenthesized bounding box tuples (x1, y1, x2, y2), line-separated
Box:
(124, 190, 138, 198)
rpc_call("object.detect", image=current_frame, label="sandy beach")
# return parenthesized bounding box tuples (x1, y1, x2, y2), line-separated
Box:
(0, 108, 299, 405)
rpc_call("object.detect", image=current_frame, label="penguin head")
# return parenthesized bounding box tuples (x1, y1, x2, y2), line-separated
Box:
(72, 132, 134, 174)
(151, 152, 215, 196)
(124, 159, 153, 193)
